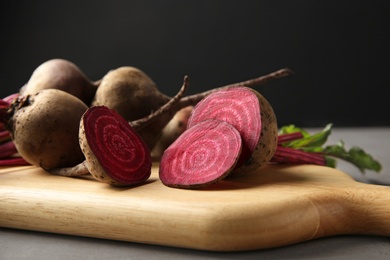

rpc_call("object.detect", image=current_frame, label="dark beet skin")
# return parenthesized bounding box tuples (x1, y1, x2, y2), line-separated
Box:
(21, 59, 98, 105)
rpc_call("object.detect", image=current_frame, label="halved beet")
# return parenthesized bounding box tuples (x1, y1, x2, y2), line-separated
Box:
(80, 105, 152, 186)
(159, 119, 242, 189)
(187, 86, 278, 174)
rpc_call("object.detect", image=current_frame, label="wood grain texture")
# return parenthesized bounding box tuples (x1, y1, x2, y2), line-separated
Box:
(1, 163, 389, 251)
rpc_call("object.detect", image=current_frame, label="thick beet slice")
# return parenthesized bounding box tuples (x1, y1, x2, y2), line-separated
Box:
(159, 119, 242, 189)
(80, 105, 152, 186)
(187, 86, 278, 174)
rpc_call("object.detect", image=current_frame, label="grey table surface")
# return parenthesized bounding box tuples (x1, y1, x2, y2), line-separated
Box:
(1, 127, 390, 260)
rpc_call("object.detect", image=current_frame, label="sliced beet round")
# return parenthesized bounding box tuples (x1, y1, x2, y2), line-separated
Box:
(80, 105, 152, 186)
(159, 119, 242, 189)
(187, 86, 278, 174)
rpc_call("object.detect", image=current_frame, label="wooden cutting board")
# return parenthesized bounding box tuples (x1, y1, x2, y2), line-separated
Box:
(1, 163, 389, 251)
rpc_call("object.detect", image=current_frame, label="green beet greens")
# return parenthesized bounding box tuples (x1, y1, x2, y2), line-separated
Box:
(274, 123, 382, 173)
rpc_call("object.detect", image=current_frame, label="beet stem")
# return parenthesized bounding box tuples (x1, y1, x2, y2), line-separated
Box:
(130, 75, 189, 131)
(0, 157, 30, 166)
(2, 93, 19, 104)
(49, 160, 90, 176)
(277, 132, 304, 144)
(219, 68, 294, 89)
(0, 140, 17, 158)
(177, 68, 293, 108)
(0, 99, 8, 107)
(0, 130, 11, 143)
(0, 101, 9, 121)
(271, 146, 326, 165)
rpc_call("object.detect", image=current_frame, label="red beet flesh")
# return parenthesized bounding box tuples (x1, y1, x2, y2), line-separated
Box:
(159, 119, 242, 188)
(187, 86, 262, 167)
(83, 106, 152, 185)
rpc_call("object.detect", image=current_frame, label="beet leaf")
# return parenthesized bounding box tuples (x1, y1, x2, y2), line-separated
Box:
(323, 141, 382, 173)
(275, 123, 382, 173)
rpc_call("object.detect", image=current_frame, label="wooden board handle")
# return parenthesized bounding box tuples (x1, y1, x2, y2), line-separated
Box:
(313, 183, 390, 238)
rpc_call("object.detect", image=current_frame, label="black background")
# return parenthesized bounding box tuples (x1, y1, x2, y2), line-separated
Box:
(1, 0, 389, 127)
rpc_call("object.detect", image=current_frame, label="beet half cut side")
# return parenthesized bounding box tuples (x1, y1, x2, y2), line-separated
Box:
(187, 86, 278, 174)
(159, 119, 242, 189)
(81, 106, 152, 186)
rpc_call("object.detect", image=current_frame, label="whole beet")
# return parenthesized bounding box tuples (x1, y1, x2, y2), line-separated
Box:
(5, 89, 88, 170)
(92, 66, 170, 121)
(20, 58, 98, 105)
(91, 66, 179, 149)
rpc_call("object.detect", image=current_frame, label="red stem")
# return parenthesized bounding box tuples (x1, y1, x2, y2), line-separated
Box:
(0, 100, 8, 107)
(0, 111, 9, 125)
(271, 146, 326, 166)
(0, 157, 30, 166)
(0, 140, 18, 158)
(277, 132, 304, 144)
(2, 93, 19, 104)
(0, 130, 11, 143)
